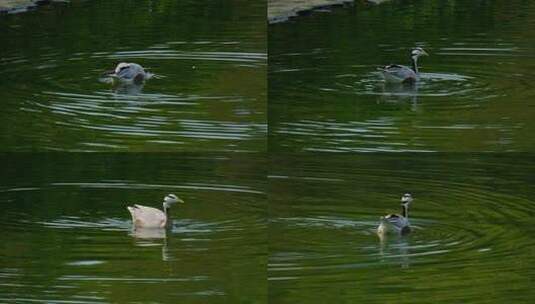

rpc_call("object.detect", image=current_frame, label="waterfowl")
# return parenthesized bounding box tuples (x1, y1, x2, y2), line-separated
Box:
(378, 47, 429, 83)
(104, 62, 148, 84)
(377, 193, 413, 236)
(127, 194, 184, 229)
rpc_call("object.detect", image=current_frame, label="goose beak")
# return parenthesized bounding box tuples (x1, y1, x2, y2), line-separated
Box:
(102, 69, 116, 77)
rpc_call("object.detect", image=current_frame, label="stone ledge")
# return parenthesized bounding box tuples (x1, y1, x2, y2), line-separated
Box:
(268, 0, 390, 24)
(0, 0, 63, 14)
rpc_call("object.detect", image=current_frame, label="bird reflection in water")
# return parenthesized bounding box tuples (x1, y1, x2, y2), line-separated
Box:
(376, 82, 420, 112)
(378, 234, 411, 269)
(113, 82, 145, 95)
(129, 227, 174, 262)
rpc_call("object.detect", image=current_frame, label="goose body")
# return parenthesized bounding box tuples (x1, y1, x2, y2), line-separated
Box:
(104, 62, 148, 84)
(127, 194, 184, 229)
(378, 48, 428, 84)
(377, 193, 413, 236)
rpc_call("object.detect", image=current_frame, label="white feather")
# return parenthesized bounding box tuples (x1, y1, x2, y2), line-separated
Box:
(127, 205, 167, 228)
(126, 194, 183, 229)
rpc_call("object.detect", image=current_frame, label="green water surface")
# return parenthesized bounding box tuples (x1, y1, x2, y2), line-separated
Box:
(269, 153, 535, 303)
(0, 154, 267, 303)
(269, 0, 535, 152)
(0, 0, 266, 151)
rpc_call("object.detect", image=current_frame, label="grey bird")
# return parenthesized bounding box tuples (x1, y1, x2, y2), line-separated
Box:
(127, 194, 185, 229)
(378, 48, 429, 83)
(104, 62, 148, 84)
(377, 193, 413, 236)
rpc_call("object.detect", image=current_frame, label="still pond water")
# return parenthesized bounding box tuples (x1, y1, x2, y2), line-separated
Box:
(0, 0, 266, 151)
(269, 153, 535, 303)
(0, 154, 266, 303)
(269, 0, 535, 152)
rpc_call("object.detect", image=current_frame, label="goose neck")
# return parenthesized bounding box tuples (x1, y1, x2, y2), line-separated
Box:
(164, 205, 172, 229)
(402, 204, 409, 219)
(163, 203, 170, 217)
(411, 57, 419, 74)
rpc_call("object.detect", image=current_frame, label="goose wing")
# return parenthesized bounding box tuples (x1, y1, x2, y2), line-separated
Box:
(116, 67, 137, 80)
(383, 214, 409, 231)
(127, 204, 166, 228)
(116, 63, 145, 80)
(379, 64, 417, 83)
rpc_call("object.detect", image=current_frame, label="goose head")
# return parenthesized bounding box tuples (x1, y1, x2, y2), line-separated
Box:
(411, 47, 429, 61)
(401, 193, 413, 207)
(163, 193, 184, 209)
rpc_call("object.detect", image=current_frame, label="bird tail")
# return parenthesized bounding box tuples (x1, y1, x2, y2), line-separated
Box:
(126, 205, 136, 215)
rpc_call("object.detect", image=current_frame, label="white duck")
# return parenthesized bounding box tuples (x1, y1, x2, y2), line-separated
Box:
(377, 193, 413, 236)
(127, 194, 184, 229)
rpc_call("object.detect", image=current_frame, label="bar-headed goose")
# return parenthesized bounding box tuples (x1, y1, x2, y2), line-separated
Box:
(127, 194, 184, 229)
(377, 193, 413, 236)
(378, 47, 429, 83)
(104, 62, 148, 84)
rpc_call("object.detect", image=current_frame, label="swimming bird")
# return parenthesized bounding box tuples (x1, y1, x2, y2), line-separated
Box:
(104, 62, 148, 84)
(127, 194, 184, 229)
(377, 193, 413, 236)
(378, 47, 429, 83)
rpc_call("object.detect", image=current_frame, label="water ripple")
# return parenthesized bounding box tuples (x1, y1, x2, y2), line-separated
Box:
(0, 45, 266, 151)
(99, 49, 266, 66)
(269, 154, 535, 287)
